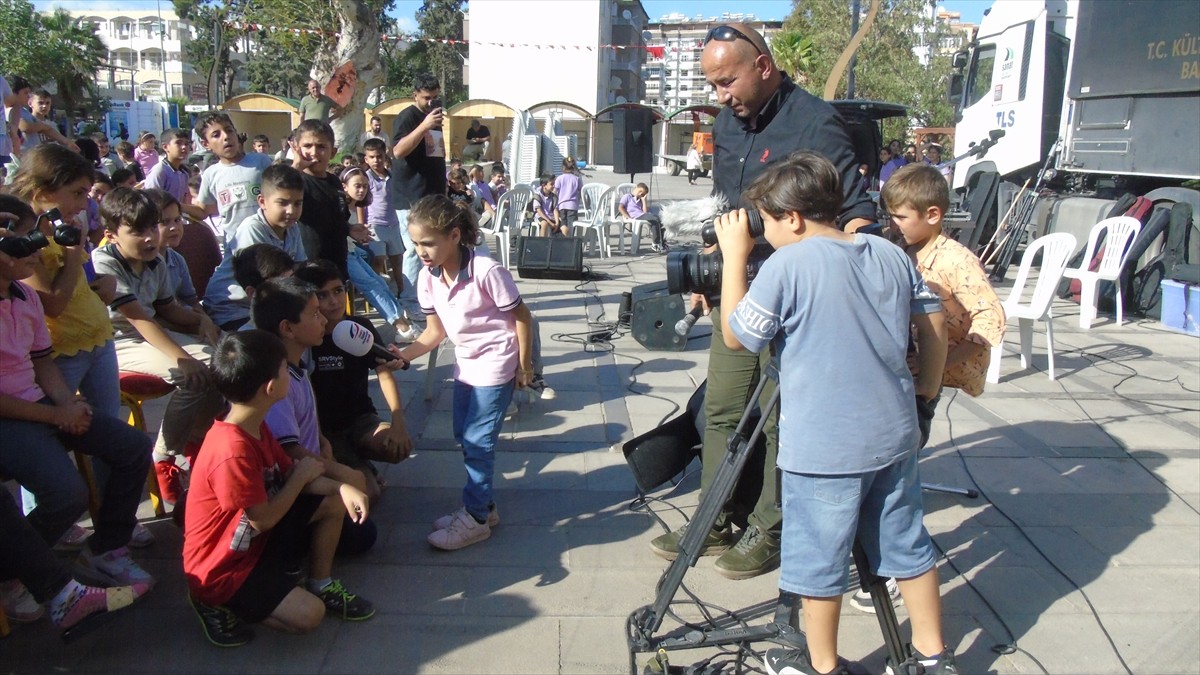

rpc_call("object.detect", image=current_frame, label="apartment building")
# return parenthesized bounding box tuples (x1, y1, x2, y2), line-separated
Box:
(641, 13, 782, 112)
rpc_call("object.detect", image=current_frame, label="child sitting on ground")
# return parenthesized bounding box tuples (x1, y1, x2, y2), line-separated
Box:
(713, 152, 955, 675)
(294, 260, 413, 502)
(252, 277, 378, 554)
(184, 330, 374, 648)
(396, 195, 535, 550)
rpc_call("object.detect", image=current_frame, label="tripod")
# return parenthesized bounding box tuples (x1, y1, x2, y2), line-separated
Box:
(626, 364, 917, 674)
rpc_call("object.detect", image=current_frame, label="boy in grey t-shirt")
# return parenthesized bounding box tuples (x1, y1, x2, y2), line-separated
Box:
(185, 112, 273, 244)
(91, 188, 223, 508)
(714, 152, 957, 675)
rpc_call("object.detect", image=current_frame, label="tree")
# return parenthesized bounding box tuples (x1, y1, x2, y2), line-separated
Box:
(771, 31, 815, 86)
(0, 0, 45, 77)
(40, 10, 110, 119)
(415, 0, 465, 105)
(173, 0, 244, 106)
(783, 0, 956, 137)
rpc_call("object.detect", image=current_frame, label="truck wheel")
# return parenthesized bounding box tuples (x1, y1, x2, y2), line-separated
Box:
(667, 162, 681, 177)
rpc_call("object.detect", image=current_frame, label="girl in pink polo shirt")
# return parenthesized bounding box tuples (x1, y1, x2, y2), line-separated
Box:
(397, 195, 534, 551)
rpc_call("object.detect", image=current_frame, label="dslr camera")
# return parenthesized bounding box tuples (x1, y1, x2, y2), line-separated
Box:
(0, 208, 80, 258)
(665, 208, 773, 296)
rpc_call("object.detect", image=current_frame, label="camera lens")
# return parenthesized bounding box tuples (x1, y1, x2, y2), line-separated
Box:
(699, 209, 765, 247)
(0, 230, 50, 258)
(53, 224, 82, 247)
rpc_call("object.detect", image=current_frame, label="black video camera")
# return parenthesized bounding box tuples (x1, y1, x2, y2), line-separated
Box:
(665, 208, 772, 296)
(0, 208, 80, 258)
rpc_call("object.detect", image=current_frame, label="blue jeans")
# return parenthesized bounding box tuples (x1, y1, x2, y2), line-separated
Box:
(0, 405, 152, 553)
(452, 379, 515, 521)
(348, 244, 402, 325)
(24, 340, 122, 513)
(394, 209, 425, 322)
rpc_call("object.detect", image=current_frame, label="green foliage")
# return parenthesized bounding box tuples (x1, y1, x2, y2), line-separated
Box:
(771, 31, 815, 85)
(0, 0, 109, 118)
(416, 0, 466, 105)
(784, 0, 956, 135)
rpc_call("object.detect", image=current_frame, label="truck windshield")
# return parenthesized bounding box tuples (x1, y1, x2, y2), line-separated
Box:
(967, 45, 996, 108)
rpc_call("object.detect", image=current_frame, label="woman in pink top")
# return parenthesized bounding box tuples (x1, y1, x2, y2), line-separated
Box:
(397, 195, 534, 552)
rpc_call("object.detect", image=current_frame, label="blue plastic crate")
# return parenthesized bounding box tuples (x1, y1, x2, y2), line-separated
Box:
(1160, 279, 1199, 337)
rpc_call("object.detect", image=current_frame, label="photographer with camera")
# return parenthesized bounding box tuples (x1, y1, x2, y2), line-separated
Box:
(716, 153, 953, 675)
(649, 24, 877, 580)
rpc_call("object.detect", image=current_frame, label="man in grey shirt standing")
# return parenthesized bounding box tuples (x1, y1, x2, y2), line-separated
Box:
(298, 79, 340, 122)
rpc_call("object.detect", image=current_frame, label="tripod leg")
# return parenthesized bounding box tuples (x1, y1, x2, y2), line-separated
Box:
(852, 540, 910, 671)
(920, 482, 979, 499)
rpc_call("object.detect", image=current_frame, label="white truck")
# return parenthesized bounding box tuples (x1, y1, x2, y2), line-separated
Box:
(948, 0, 1199, 249)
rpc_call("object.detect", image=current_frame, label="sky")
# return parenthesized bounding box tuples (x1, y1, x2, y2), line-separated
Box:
(35, 0, 990, 32)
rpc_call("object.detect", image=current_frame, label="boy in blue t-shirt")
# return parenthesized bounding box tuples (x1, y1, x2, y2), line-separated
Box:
(713, 152, 955, 675)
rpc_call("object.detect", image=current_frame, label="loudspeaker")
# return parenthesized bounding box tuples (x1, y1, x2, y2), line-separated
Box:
(630, 280, 686, 351)
(516, 236, 585, 280)
(613, 108, 654, 176)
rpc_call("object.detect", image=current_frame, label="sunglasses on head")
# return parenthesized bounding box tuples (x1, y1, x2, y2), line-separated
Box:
(704, 25, 763, 56)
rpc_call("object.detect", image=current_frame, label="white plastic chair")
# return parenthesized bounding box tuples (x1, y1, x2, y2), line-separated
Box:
(986, 232, 1078, 383)
(482, 185, 533, 268)
(577, 182, 608, 223)
(573, 186, 615, 258)
(1061, 216, 1143, 328)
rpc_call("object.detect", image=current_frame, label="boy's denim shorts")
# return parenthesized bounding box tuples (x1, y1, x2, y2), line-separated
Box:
(779, 451, 936, 597)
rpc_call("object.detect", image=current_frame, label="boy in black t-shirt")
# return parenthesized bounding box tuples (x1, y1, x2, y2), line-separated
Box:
(293, 260, 412, 503)
(289, 119, 351, 279)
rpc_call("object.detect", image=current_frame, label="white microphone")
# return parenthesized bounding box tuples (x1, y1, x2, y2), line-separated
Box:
(659, 195, 728, 238)
(331, 321, 407, 368)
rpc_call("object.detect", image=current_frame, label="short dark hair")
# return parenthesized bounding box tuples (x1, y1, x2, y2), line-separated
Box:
(142, 188, 181, 216)
(194, 111, 236, 140)
(538, 173, 554, 186)
(293, 259, 342, 289)
(253, 276, 317, 338)
(31, 88, 52, 100)
(75, 137, 100, 164)
(252, 134, 270, 144)
(742, 151, 843, 225)
(93, 170, 113, 187)
(260, 163, 304, 195)
(370, 115, 381, 123)
(160, 127, 188, 145)
(110, 168, 135, 185)
(8, 76, 31, 93)
(362, 137, 387, 154)
(100, 187, 160, 234)
(114, 141, 134, 158)
(0, 194, 37, 232)
(233, 244, 294, 290)
(91, 132, 110, 145)
(211, 330, 289, 403)
(413, 73, 440, 94)
(294, 119, 335, 145)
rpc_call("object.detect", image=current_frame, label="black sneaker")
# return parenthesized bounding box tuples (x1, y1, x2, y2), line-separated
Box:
(315, 579, 375, 621)
(648, 523, 734, 561)
(189, 594, 253, 647)
(764, 648, 849, 675)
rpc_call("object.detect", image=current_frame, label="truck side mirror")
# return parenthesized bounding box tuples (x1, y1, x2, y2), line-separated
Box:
(952, 50, 969, 71)
(947, 73, 964, 103)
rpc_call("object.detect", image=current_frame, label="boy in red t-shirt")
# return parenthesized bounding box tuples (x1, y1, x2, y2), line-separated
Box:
(183, 330, 374, 647)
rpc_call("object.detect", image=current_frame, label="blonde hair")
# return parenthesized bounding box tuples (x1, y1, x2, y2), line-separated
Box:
(880, 163, 950, 215)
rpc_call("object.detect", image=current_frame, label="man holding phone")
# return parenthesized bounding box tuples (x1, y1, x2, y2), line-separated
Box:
(390, 74, 447, 331)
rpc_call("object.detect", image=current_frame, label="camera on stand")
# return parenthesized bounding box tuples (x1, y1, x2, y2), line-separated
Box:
(665, 209, 773, 297)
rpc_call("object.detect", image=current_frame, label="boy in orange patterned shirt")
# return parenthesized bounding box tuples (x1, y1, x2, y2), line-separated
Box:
(883, 163, 1006, 398)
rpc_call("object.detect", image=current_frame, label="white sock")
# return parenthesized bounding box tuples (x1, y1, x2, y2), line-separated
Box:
(308, 577, 332, 593)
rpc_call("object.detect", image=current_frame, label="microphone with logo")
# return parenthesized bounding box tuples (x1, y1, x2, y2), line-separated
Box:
(331, 321, 409, 369)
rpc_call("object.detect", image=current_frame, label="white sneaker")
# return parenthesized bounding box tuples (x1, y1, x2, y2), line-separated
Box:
(53, 524, 92, 552)
(76, 546, 156, 588)
(393, 323, 422, 344)
(529, 375, 557, 401)
(849, 577, 901, 613)
(431, 504, 499, 532)
(505, 400, 519, 417)
(128, 522, 156, 549)
(1, 579, 45, 623)
(427, 508, 491, 550)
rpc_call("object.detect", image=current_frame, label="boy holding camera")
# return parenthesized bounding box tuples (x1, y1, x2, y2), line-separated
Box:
(713, 152, 955, 675)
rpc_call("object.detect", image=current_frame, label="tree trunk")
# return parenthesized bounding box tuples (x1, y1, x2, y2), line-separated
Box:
(311, 0, 382, 153)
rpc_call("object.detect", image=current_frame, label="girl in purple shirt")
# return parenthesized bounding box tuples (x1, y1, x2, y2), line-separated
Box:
(397, 195, 534, 552)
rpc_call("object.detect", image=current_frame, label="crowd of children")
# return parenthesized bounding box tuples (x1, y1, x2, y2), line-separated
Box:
(2, 82, 1001, 670)
(0, 104, 552, 647)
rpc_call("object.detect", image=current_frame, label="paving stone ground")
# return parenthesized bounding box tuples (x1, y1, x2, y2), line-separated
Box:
(4, 171, 1197, 674)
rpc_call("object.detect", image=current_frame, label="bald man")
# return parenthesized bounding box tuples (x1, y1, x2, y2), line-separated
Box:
(298, 79, 340, 122)
(649, 24, 877, 580)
